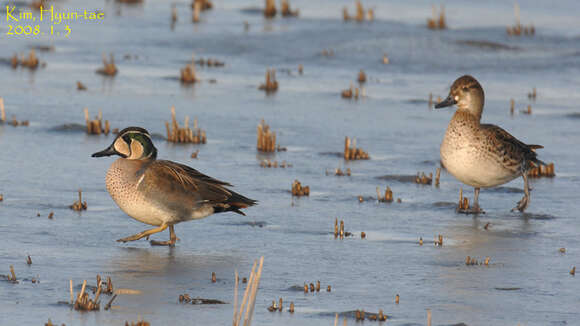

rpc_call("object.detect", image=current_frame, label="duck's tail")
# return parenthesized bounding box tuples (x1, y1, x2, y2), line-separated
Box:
(214, 190, 257, 216)
(527, 144, 546, 167)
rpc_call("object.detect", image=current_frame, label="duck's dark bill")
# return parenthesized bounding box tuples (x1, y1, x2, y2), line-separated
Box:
(92, 146, 117, 157)
(435, 95, 457, 109)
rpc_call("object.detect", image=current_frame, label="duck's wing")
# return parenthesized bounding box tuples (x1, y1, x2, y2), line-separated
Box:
(480, 124, 544, 169)
(154, 159, 233, 187)
(140, 160, 256, 216)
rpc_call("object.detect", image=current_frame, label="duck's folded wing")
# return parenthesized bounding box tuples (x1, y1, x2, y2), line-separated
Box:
(155, 160, 233, 187)
(138, 160, 255, 217)
(140, 160, 233, 208)
(480, 124, 543, 167)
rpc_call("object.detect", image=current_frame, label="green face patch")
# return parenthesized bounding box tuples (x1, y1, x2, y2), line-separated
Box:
(125, 132, 157, 159)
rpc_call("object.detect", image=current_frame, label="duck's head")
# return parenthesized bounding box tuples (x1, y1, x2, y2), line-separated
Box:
(92, 126, 157, 160)
(435, 75, 485, 119)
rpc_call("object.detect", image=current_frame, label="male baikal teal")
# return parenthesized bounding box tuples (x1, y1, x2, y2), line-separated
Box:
(92, 127, 256, 246)
(435, 75, 545, 213)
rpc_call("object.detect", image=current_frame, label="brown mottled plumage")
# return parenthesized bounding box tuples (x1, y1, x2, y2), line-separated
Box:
(436, 75, 544, 213)
(92, 127, 256, 246)
(143, 160, 253, 216)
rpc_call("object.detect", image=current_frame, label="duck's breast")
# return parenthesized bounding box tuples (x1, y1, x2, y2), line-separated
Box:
(105, 159, 168, 226)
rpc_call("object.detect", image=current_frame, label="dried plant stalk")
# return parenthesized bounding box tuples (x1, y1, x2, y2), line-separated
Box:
(165, 106, 207, 144)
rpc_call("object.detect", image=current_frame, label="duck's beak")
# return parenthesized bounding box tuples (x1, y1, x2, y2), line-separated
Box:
(435, 95, 457, 109)
(92, 145, 117, 157)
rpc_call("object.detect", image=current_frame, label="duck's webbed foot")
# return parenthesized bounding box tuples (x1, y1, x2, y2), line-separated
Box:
(117, 224, 168, 243)
(150, 239, 175, 246)
(512, 169, 531, 212)
(149, 225, 178, 247)
(512, 194, 529, 212)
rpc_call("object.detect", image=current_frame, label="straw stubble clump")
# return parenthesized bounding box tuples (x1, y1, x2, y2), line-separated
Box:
(344, 137, 369, 160)
(180, 56, 198, 84)
(528, 163, 555, 178)
(258, 69, 278, 93)
(507, 3, 535, 36)
(0, 97, 29, 127)
(427, 5, 446, 30)
(84, 108, 110, 135)
(11, 50, 41, 69)
(96, 53, 118, 76)
(343, 0, 374, 22)
(257, 120, 285, 152)
(165, 106, 207, 144)
(69, 189, 87, 211)
(292, 180, 309, 196)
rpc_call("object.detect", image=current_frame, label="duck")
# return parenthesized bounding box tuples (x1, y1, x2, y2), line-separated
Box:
(435, 75, 544, 213)
(92, 126, 257, 246)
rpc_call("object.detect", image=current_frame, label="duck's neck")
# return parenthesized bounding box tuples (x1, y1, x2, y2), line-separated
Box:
(456, 100, 483, 122)
(452, 109, 481, 127)
(115, 157, 155, 175)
